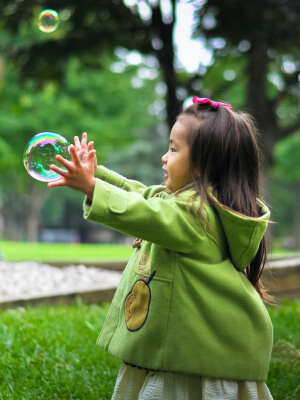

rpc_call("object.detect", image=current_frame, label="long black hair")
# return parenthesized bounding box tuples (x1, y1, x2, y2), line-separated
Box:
(178, 102, 270, 301)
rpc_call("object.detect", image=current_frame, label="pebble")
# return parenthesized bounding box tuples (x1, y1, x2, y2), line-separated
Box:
(0, 261, 122, 302)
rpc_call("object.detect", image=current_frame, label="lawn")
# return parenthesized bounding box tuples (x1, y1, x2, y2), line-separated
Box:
(0, 240, 132, 262)
(1, 240, 298, 263)
(267, 299, 300, 400)
(0, 301, 121, 400)
(0, 299, 299, 399)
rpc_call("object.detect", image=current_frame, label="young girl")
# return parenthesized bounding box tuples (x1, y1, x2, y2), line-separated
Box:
(48, 97, 274, 400)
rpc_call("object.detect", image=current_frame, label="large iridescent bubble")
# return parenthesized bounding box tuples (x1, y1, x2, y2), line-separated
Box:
(23, 132, 71, 182)
(38, 9, 59, 33)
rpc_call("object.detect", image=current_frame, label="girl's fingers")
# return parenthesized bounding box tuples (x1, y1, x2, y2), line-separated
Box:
(52, 146, 89, 172)
(74, 135, 81, 151)
(49, 164, 69, 177)
(74, 132, 88, 153)
(81, 132, 88, 147)
(54, 154, 72, 169)
(86, 149, 96, 160)
(48, 179, 64, 188)
(69, 145, 82, 167)
(87, 141, 94, 151)
(48, 141, 95, 193)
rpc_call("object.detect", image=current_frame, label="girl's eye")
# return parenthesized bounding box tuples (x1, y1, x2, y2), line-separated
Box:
(169, 147, 176, 153)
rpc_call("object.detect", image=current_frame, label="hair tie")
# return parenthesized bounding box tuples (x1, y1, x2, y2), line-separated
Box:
(192, 97, 232, 110)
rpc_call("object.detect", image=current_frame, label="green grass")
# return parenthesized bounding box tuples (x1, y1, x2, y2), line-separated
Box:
(0, 301, 121, 399)
(0, 240, 132, 262)
(1, 240, 299, 263)
(0, 299, 299, 399)
(267, 299, 300, 400)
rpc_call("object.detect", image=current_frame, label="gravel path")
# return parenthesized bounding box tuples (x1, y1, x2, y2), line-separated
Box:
(0, 261, 122, 302)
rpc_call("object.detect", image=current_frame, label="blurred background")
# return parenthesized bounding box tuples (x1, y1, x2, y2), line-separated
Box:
(0, 0, 300, 251)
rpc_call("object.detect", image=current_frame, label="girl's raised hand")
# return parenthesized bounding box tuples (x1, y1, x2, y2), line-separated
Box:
(48, 144, 96, 201)
(74, 132, 98, 172)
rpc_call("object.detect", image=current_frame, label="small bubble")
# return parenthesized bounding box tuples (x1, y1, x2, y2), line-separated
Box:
(38, 9, 59, 33)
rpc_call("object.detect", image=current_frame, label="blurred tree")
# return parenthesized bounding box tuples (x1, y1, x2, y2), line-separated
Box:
(194, 0, 300, 248)
(2, 0, 300, 164)
(0, 0, 172, 241)
(0, 0, 180, 127)
(1, 0, 300, 246)
(106, 124, 167, 185)
(272, 132, 300, 248)
(195, 0, 300, 165)
(0, 53, 162, 241)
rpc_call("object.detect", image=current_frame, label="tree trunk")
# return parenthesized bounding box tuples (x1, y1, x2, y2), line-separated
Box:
(24, 183, 50, 241)
(246, 40, 278, 167)
(3, 180, 49, 242)
(151, 0, 181, 129)
(245, 40, 280, 246)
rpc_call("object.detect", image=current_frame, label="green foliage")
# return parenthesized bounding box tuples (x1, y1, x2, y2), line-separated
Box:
(270, 178, 296, 239)
(197, 0, 300, 49)
(270, 131, 300, 242)
(1, 0, 300, 245)
(0, 54, 160, 176)
(106, 125, 167, 186)
(273, 131, 300, 181)
(0, 30, 162, 239)
(0, 0, 151, 82)
(196, 0, 300, 184)
(200, 52, 248, 108)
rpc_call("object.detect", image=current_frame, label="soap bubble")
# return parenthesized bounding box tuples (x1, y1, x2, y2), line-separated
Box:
(38, 9, 59, 33)
(23, 132, 71, 182)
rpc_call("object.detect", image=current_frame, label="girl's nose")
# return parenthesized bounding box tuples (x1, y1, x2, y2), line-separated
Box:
(162, 152, 168, 164)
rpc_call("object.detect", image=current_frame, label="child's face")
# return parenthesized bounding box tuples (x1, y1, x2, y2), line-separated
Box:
(162, 120, 193, 192)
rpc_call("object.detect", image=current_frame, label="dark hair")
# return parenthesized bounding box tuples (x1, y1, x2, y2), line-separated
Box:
(178, 102, 270, 301)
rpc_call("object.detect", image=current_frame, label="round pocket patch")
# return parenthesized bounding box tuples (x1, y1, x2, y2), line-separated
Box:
(124, 271, 156, 331)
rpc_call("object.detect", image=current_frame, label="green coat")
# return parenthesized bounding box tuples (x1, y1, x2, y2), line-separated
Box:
(83, 166, 273, 381)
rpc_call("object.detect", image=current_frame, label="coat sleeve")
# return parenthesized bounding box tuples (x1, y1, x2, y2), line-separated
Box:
(95, 166, 164, 196)
(83, 177, 206, 253)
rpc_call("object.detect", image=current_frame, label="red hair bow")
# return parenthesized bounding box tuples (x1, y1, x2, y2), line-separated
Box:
(192, 97, 232, 110)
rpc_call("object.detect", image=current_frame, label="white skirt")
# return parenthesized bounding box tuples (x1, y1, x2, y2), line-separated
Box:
(111, 363, 273, 400)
